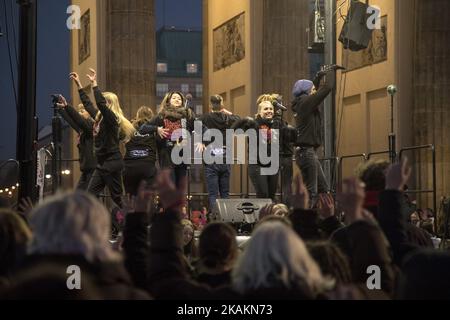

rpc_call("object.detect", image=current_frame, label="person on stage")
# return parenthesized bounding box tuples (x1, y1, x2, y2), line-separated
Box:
(233, 100, 293, 201)
(142, 91, 196, 188)
(199, 94, 240, 212)
(291, 65, 338, 207)
(79, 69, 135, 212)
(123, 106, 158, 196)
(257, 93, 296, 206)
(56, 95, 96, 191)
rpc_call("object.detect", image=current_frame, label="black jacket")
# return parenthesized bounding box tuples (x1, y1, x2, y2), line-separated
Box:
(123, 210, 235, 300)
(124, 125, 158, 166)
(85, 87, 122, 166)
(232, 116, 295, 168)
(59, 105, 96, 171)
(144, 108, 195, 169)
(292, 72, 334, 148)
(8, 254, 150, 300)
(199, 111, 240, 148)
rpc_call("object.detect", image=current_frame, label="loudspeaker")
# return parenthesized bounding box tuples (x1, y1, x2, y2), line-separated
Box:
(338, 1, 374, 51)
(212, 199, 273, 224)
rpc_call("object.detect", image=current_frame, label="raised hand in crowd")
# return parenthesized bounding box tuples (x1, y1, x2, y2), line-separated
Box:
(69, 72, 83, 89)
(386, 157, 412, 191)
(317, 193, 335, 219)
(337, 177, 366, 225)
(290, 174, 310, 210)
(86, 68, 98, 87)
(156, 170, 187, 212)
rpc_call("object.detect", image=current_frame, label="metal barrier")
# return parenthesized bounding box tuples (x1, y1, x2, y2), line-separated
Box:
(399, 144, 437, 222)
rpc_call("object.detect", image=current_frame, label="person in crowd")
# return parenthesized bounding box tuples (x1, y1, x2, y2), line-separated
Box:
(232, 220, 334, 300)
(356, 158, 433, 257)
(181, 218, 198, 265)
(397, 249, 450, 300)
(331, 177, 397, 297)
(0, 209, 32, 291)
(259, 203, 290, 220)
(56, 97, 96, 190)
(306, 241, 352, 285)
(11, 191, 150, 300)
(292, 66, 341, 207)
(233, 100, 293, 201)
(123, 106, 158, 196)
(199, 95, 240, 212)
(141, 91, 196, 188)
(194, 222, 238, 289)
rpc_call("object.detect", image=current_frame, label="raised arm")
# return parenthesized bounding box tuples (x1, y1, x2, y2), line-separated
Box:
(70, 72, 98, 118)
(87, 68, 118, 126)
(56, 95, 81, 133)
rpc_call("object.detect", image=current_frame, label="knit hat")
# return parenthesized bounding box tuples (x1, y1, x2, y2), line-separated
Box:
(292, 80, 314, 97)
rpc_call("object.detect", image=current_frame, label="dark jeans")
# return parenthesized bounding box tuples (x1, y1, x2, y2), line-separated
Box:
(123, 162, 157, 196)
(295, 147, 328, 208)
(280, 156, 294, 206)
(248, 164, 278, 201)
(204, 164, 231, 211)
(87, 167, 124, 209)
(77, 169, 94, 191)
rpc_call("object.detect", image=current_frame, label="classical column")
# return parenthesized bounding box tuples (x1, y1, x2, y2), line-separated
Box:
(261, 0, 310, 116)
(413, 0, 450, 211)
(104, 0, 156, 118)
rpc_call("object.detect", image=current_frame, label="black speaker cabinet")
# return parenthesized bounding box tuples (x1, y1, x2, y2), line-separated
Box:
(338, 1, 374, 51)
(212, 199, 273, 224)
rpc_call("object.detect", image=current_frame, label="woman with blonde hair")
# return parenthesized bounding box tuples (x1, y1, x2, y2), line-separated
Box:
(232, 220, 333, 299)
(75, 69, 134, 226)
(123, 106, 158, 196)
(233, 99, 293, 201)
(141, 91, 196, 187)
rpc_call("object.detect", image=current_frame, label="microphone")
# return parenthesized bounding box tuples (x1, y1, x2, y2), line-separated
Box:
(272, 100, 287, 112)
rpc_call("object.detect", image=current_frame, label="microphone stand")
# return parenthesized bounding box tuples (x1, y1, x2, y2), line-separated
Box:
(387, 86, 397, 163)
(51, 102, 63, 194)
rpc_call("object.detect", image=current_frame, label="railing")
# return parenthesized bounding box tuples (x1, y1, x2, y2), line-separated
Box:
(39, 144, 438, 220)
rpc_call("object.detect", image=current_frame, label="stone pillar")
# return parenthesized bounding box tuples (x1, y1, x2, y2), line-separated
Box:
(413, 0, 450, 212)
(103, 0, 156, 118)
(261, 0, 310, 118)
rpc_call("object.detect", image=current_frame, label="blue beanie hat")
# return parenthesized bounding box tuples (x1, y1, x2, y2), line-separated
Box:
(292, 80, 314, 97)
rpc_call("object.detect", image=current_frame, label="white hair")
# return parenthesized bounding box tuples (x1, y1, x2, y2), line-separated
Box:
(29, 191, 121, 263)
(232, 221, 333, 295)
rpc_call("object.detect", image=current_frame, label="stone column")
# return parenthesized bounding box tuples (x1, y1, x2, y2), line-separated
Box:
(413, 0, 450, 212)
(103, 0, 156, 118)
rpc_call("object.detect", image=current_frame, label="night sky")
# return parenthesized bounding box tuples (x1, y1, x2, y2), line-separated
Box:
(0, 0, 201, 160)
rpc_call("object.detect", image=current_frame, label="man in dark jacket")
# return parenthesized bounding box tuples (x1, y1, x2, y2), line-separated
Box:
(199, 95, 240, 212)
(292, 66, 338, 207)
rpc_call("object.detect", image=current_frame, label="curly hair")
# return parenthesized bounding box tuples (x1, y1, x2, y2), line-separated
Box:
(356, 159, 390, 191)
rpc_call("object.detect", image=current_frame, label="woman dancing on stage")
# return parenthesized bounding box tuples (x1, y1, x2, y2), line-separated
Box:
(141, 91, 196, 188)
(233, 99, 294, 201)
(73, 69, 134, 210)
(123, 106, 158, 196)
(56, 95, 96, 190)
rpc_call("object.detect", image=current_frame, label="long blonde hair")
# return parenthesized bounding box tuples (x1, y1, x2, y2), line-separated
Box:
(96, 92, 135, 143)
(232, 221, 334, 295)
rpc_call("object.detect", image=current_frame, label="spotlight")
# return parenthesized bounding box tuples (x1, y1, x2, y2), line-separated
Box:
(45, 174, 52, 179)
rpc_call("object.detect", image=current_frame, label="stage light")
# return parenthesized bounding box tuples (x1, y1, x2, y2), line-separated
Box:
(45, 174, 52, 179)
(5, 188, 9, 192)
(11, 186, 15, 190)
